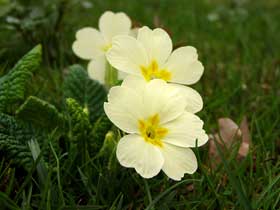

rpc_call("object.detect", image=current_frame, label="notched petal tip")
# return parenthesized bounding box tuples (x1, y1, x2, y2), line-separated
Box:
(162, 145, 198, 180)
(99, 11, 132, 42)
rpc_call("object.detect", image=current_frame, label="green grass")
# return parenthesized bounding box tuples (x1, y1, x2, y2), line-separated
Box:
(0, 0, 280, 209)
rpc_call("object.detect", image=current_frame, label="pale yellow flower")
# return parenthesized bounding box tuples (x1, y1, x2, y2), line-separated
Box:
(72, 11, 132, 83)
(104, 76, 208, 180)
(107, 26, 204, 85)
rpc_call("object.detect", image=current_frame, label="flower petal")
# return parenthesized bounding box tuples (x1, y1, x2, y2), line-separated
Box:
(117, 134, 164, 178)
(121, 75, 146, 95)
(104, 86, 143, 133)
(137, 26, 172, 65)
(142, 79, 187, 124)
(165, 46, 204, 85)
(87, 57, 106, 84)
(72, 27, 105, 59)
(99, 11, 132, 43)
(106, 35, 148, 75)
(162, 112, 208, 147)
(169, 84, 203, 113)
(161, 143, 197, 180)
(121, 78, 187, 123)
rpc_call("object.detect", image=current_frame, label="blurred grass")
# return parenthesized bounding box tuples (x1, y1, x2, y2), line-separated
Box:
(0, 0, 280, 209)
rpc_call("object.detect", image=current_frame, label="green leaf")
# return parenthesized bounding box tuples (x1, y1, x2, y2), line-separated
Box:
(66, 98, 92, 167)
(0, 45, 42, 112)
(90, 114, 112, 152)
(0, 113, 51, 172)
(0, 113, 36, 169)
(16, 96, 64, 131)
(96, 131, 118, 170)
(66, 98, 91, 141)
(28, 139, 48, 187)
(63, 64, 107, 123)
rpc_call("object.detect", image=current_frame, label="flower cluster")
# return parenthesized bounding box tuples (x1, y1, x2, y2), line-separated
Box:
(73, 11, 208, 180)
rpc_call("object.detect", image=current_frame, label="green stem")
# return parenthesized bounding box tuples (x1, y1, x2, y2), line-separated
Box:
(50, 142, 65, 206)
(144, 179, 153, 206)
(105, 61, 118, 88)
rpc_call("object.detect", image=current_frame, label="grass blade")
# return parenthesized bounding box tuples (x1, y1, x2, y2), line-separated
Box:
(254, 175, 280, 208)
(0, 191, 20, 210)
(213, 136, 252, 210)
(144, 179, 197, 210)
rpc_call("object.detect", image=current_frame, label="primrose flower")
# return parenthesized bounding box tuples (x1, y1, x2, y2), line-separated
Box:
(106, 26, 204, 85)
(104, 76, 208, 180)
(72, 11, 132, 84)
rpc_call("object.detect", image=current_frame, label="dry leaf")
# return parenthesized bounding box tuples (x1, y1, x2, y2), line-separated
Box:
(153, 15, 161, 28)
(261, 83, 271, 90)
(186, 184, 194, 192)
(208, 117, 251, 167)
(218, 118, 242, 146)
(239, 117, 250, 158)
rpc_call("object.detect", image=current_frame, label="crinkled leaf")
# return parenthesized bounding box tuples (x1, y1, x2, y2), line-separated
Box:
(0, 113, 53, 171)
(66, 98, 91, 142)
(16, 96, 64, 131)
(0, 113, 40, 170)
(63, 64, 107, 123)
(0, 45, 42, 112)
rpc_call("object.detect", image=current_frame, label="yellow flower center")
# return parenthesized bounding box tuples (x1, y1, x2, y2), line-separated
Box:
(102, 43, 112, 52)
(138, 114, 168, 148)
(140, 60, 171, 81)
